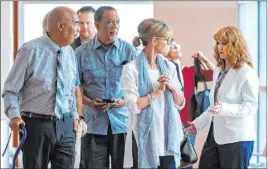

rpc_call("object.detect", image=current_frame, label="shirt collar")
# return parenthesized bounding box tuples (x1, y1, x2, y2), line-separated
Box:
(44, 32, 62, 53)
(93, 34, 120, 50)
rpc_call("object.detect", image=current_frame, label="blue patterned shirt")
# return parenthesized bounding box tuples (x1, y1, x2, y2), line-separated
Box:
(2, 34, 80, 120)
(75, 35, 137, 135)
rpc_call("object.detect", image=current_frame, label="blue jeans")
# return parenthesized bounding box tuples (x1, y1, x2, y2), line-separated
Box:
(198, 123, 254, 169)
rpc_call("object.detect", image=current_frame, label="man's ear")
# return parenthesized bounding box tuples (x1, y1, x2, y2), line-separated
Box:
(57, 21, 64, 32)
(94, 21, 100, 30)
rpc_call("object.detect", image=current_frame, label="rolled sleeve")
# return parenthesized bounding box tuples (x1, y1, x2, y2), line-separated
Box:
(121, 62, 141, 114)
(169, 62, 185, 110)
(71, 111, 79, 120)
(174, 93, 186, 110)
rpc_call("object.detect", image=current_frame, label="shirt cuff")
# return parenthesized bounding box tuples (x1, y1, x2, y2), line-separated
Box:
(174, 92, 185, 110)
(8, 109, 21, 120)
(71, 111, 79, 120)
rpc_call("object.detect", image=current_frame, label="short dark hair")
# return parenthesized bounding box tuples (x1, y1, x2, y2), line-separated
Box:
(94, 6, 117, 22)
(77, 6, 96, 14)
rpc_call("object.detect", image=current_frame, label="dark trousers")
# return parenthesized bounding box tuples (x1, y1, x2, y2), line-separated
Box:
(21, 115, 75, 169)
(132, 133, 176, 169)
(198, 122, 254, 169)
(80, 124, 126, 169)
(183, 135, 195, 169)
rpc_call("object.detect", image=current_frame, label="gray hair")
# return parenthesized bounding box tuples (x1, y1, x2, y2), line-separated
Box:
(42, 12, 50, 35)
(132, 18, 172, 47)
(94, 6, 117, 22)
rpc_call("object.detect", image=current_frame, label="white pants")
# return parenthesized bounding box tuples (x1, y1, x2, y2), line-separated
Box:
(74, 122, 82, 168)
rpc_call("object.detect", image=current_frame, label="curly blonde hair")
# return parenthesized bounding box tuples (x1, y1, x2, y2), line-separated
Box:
(213, 26, 253, 69)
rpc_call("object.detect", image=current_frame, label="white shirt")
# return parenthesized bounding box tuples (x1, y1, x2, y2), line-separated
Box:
(121, 57, 185, 168)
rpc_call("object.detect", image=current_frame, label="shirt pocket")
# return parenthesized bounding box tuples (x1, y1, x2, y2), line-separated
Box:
(83, 63, 104, 85)
(114, 65, 124, 81)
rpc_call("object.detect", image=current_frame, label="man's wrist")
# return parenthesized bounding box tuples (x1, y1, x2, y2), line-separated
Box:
(79, 115, 85, 121)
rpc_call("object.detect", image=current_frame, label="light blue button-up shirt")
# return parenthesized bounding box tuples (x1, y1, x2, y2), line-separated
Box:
(75, 35, 137, 135)
(2, 34, 80, 120)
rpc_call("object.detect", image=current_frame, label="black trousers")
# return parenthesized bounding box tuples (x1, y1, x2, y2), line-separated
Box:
(21, 115, 75, 169)
(198, 122, 254, 169)
(132, 133, 176, 169)
(80, 124, 126, 169)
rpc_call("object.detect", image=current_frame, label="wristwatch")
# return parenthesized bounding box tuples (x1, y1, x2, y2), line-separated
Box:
(79, 115, 85, 121)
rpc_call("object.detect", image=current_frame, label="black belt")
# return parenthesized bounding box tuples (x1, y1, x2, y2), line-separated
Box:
(21, 112, 58, 121)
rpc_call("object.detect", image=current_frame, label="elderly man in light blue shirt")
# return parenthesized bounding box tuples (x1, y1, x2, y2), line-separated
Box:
(75, 6, 137, 169)
(2, 7, 82, 169)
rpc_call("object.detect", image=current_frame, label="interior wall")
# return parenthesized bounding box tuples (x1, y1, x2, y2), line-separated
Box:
(154, 1, 238, 67)
(154, 1, 238, 168)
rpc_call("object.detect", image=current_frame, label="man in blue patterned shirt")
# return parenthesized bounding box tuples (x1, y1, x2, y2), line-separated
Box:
(2, 6, 82, 169)
(75, 6, 137, 169)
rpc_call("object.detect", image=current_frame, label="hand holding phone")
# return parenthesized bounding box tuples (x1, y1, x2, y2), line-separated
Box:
(102, 99, 115, 103)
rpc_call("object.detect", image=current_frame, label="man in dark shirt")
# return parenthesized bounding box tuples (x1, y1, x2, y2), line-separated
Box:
(71, 6, 96, 50)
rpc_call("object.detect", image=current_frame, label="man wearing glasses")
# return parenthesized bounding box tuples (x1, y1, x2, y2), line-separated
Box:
(75, 6, 137, 169)
(2, 7, 81, 169)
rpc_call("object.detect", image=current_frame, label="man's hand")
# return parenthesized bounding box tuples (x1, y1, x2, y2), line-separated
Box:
(186, 121, 197, 135)
(81, 120, 87, 137)
(110, 98, 125, 108)
(9, 117, 24, 131)
(73, 119, 79, 133)
(93, 98, 110, 112)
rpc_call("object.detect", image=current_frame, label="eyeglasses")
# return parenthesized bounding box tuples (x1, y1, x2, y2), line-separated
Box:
(155, 37, 172, 44)
(106, 19, 120, 27)
(170, 44, 176, 49)
(72, 22, 79, 28)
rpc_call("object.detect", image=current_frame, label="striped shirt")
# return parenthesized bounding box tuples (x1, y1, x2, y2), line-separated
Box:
(2, 34, 80, 119)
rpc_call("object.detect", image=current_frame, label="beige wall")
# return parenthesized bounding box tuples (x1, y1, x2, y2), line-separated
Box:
(154, 2, 238, 168)
(154, 1, 238, 67)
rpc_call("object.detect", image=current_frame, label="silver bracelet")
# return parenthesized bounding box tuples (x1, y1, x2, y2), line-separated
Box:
(147, 93, 153, 104)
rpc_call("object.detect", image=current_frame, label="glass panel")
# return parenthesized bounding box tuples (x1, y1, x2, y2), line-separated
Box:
(23, 2, 153, 44)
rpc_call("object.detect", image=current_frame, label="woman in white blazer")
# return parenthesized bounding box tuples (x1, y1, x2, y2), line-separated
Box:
(186, 26, 259, 169)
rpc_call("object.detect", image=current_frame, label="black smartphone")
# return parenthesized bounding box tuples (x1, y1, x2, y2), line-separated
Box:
(102, 99, 115, 103)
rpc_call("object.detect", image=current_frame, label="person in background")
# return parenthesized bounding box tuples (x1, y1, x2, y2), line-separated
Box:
(69, 5, 96, 168)
(2, 6, 81, 169)
(164, 38, 215, 169)
(187, 26, 259, 169)
(121, 18, 185, 169)
(75, 6, 137, 169)
(71, 6, 96, 50)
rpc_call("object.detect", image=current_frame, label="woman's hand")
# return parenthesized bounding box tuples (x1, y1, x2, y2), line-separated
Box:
(192, 51, 208, 62)
(208, 102, 222, 116)
(186, 121, 197, 135)
(157, 74, 170, 92)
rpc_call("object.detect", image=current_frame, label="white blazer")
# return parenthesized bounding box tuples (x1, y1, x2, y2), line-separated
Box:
(193, 63, 259, 145)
